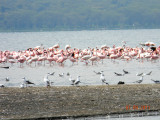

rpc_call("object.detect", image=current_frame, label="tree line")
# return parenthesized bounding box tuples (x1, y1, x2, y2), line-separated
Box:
(0, 0, 160, 31)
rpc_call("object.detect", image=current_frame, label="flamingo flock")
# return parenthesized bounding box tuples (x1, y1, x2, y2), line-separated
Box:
(0, 42, 160, 67)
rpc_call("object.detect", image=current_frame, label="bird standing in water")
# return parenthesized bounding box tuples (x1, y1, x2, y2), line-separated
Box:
(100, 71, 109, 85)
(44, 73, 54, 88)
(22, 77, 35, 87)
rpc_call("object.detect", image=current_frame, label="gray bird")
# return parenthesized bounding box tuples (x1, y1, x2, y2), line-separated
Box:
(136, 72, 143, 76)
(48, 72, 55, 75)
(118, 81, 125, 85)
(94, 71, 102, 75)
(44, 73, 53, 87)
(74, 76, 81, 85)
(5, 77, 10, 82)
(100, 72, 109, 85)
(146, 71, 152, 75)
(69, 75, 76, 85)
(134, 76, 144, 84)
(151, 79, 160, 84)
(22, 77, 35, 87)
(0, 66, 9, 69)
(67, 72, 70, 76)
(0, 84, 5, 87)
(114, 72, 124, 76)
(123, 69, 129, 74)
(59, 73, 64, 77)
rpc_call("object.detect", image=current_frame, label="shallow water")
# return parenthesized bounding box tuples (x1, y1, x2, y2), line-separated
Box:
(0, 29, 160, 87)
(70, 111, 160, 120)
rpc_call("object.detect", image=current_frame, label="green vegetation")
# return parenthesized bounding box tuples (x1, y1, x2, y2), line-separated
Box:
(0, 0, 160, 31)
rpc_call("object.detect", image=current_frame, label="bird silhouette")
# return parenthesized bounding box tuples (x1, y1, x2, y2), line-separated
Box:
(123, 69, 129, 74)
(0, 66, 9, 69)
(0, 84, 5, 87)
(146, 71, 152, 75)
(136, 72, 143, 76)
(67, 72, 70, 76)
(114, 72, 124, 76)
(93, 71, 102, 75)
(5, 77, 10, 82)
(48, 72, 55, 75)
(118, 81, 125, 85)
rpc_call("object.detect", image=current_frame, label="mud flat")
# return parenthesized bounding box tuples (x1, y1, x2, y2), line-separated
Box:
(0, 84, 160, 119)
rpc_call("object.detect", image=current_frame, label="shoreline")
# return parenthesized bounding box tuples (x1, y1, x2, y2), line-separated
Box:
(0, 84, 160, 119)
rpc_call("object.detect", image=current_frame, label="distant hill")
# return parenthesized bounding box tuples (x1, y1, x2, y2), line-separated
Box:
(0, 0, 160, 31)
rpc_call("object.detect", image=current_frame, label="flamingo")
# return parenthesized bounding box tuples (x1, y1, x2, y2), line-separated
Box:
(47, 56, 55, 66)
(110, 54, 118, 61)
(89, 55, 98, 65)
(150, 54, 159, 61)
(38, 56, 47, 66)
(97, 53, 106, 64)
(18, 57, 26, 67)
(31, 56, 39, 66)
(53, 44, 60, 50)
(56, 53, 66, 66)
(65, 45, 71, 50)
(8, 59, 16, 65)
(69, 56, 78, 65)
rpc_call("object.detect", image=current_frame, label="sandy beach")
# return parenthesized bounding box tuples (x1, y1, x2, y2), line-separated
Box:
(0, 84, 160, 119)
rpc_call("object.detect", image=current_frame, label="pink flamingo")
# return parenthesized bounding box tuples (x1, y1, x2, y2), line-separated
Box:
(89, 55, 98, 65)
(69, 54, 78, 65)
(97, 53, 106, 64)
(31, 56, 39, 66)
(56, 52, 66, 66)
(47, 56, 57, 66)
(8, 59, 16, 66)
(18, 57, 26, 67)
(110, 54, 118, 61)
(150, 54, 159, 62)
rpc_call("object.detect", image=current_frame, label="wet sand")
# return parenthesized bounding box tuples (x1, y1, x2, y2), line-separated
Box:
(0, 84, 160, 119)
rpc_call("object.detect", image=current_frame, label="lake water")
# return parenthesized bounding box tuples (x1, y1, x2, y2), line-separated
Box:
(70, 111, 160, 120)
(0, 29, 160, 120)
(0, 29, 160, 87)
(75, 115, 160, 120)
